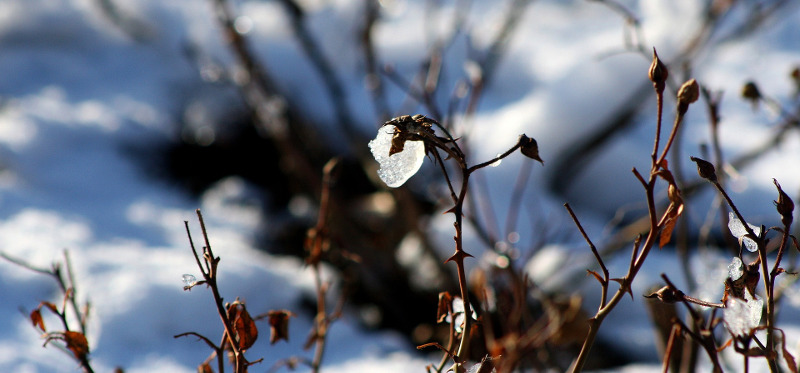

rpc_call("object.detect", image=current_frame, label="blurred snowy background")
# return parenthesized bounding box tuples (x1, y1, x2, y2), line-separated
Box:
(1, 0, 799, 371)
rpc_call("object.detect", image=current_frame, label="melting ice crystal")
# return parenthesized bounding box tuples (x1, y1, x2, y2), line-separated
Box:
(447, 297, 477, 333)
(182, 274, 197, 287)
(727, 257, 744, 281)
(723, 290, 763, 336)
(368, 125, 425, 188)
(728, 212, 760, 252)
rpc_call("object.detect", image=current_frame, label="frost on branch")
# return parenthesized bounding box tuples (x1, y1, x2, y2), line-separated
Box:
(368, 125, 425, 188)
(728, 212, 760, 252)
(723, 288, 763, 337)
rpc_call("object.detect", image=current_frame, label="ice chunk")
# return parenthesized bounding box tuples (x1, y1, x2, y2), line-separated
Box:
(182, 274, 197, 287)
(447, 297, 477, 333)
(728, 212, 760, 252)
(368, 125, 425, 188)
(723, 290, 763, 336)
(727, 257, 744, 281)
(466, 360, 497, 373)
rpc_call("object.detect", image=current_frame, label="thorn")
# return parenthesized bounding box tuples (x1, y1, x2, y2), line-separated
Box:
(445, 250, 474, 264)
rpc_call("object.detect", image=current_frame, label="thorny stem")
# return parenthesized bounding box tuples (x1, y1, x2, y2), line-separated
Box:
(183, 209, 247, 373)
(311, 268, 327, 373)
(660, 274, 723, 372)
(569, 76, 692, 372)
(422, 127, 530, 371)
(308, 158, 339, 373)
(565, 203, 609, 308)
(662, 324, 680, 373)
(451, 169, 473, 371)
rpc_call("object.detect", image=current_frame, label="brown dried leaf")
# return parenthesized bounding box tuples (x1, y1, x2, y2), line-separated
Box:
(717, 337, 732, 352)
(783, 342, 798, 372)
(228, 302, 258, 350)
(659, 204, 684, 248)
(30, 309, 46, 332)
(659, 218, 676, 248)
(198, 362, 214, 373)
(42, 301, 58, 314)
(586, 270, 604, 285)
(436, 292, 453, 324)
(742, 347, 766, 357)
(267, 310, 295, 345)
(64, 331, 89, 361)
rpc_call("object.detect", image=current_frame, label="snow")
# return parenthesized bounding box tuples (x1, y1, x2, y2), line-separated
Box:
(0, 0, 798, 372)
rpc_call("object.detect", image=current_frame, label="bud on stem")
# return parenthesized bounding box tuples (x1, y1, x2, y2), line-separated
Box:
(773, 179, 794, 227)
(690, 156, 717, 182)
(648, 48, 668, 95)
(519, 134, 543, 164)
(677, 79, 699, 116)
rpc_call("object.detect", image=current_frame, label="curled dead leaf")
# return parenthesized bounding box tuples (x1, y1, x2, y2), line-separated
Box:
(268, 310, 295, 345)
(64, 331, 89, 361)
(228, 301, 258, 350)
(30, 309, 45, 332)
(436, 292, 453, 324)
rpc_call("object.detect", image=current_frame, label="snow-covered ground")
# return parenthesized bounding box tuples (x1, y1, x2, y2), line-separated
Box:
(1, 0, 799, 372)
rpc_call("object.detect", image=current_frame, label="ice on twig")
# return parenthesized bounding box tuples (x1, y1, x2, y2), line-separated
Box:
(727, 257, 744, 281)
(446, 296, 477, 333)
(723, 289, 763, 336)
(182, 274, 197, 288)
(728, 212, 760, 252)
(368, 125, 425, 188)
(466, 360, 497, 373)
(490, 153, 502, 167)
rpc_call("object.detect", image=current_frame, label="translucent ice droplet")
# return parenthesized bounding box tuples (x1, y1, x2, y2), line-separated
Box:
(728, 212, 760, 252)
(368, 125, 425, 188)
(723, 290, 762, 336)
(490, 153, 502, 167)
(182, 274, 197, 287)
(728, 257, 744, 281)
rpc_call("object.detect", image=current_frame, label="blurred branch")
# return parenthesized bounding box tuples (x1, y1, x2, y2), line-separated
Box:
(465, 0, 534, 116)
(1, 250, 94, 373)
(93, 0, 153, 42)
(276, 0, 360, 144)
(359, 0, 390, 122)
